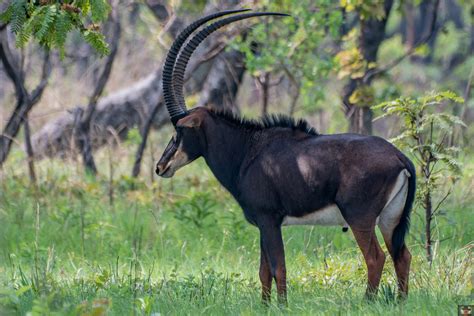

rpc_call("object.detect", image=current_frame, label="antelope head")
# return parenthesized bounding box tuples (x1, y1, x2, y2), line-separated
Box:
(155, 109, 207, 177)
(156, 10, 288, 178)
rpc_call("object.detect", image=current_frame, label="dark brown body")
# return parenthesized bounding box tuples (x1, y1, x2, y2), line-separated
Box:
(156, 10, 415, 304)
(157, 107, 416, 303)
(229, 131, 406, 226)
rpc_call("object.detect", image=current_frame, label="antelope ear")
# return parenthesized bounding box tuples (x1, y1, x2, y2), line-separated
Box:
(176, 114, 203, 128)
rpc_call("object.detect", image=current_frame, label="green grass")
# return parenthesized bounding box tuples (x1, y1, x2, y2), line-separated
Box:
(0, 145, 473, 315)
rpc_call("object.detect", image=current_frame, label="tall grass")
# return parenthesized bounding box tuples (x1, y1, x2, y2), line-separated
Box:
(0, 142, 472, 315)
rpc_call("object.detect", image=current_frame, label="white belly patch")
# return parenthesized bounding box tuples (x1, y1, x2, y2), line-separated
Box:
(282, 169, 409, 228)
(282, 204, 348, 226)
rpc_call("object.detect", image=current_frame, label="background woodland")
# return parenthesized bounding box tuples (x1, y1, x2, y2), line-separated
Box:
(0, 0, 472, 314)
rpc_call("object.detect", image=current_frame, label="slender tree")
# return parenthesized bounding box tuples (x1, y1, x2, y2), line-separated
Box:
(338, 0, 440, 134)
(74, 7, 121, 175)
(374, 91, 464, 263)
(338, 0, 394, 135)
(0, 0, 111, 166)
(0, 30, 51, 167)
(234, 0, 342, 117)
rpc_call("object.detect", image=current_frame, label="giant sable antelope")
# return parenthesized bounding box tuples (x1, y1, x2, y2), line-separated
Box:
(156, 10, 416, 304)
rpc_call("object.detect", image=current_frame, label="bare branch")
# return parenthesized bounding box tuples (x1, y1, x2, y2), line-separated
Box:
(83, 14, 121, 124)
(30, 52, 52, 103)
(363, 0, 440, 83)
(463, 67, 473, 104)
(75, 6, 122, 175)
(24, 114, 37, 185)
(132, 95, 162, 178)
(430, 189, 452, 219)
(0, 31, 26, 102)
(0, 28, 52, 166)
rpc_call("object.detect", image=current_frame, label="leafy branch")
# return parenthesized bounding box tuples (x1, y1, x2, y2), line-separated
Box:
(373, 90, 465, 263)
(0, 0, 111, 56)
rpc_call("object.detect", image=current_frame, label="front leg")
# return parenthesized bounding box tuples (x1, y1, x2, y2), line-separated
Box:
(260, 238, 272, 304)
(259, 217, 287, 305)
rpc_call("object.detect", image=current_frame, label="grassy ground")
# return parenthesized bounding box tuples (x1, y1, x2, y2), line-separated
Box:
(0, 142, 473, 315)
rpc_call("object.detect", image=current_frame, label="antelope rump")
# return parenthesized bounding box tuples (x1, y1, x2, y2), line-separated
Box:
(155, 10, 416, 304)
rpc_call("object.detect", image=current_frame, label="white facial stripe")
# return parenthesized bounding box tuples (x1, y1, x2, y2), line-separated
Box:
(165, 141, 190, 175)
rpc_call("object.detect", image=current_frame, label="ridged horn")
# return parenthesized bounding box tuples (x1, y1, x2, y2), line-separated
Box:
(172, 12, 290, 113)
(162, 9, 251, 125)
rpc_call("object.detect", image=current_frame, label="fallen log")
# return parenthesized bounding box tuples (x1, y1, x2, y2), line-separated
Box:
(31, 33, 245, 160)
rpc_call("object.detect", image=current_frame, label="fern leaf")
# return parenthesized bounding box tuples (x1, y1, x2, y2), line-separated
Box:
(0, 4, 14, 23)
(82, 30, 110, 56)
(15, 24, 32, 47)
(437, 90, 464, 104)
(75, 0, 91, 15)
(10, 0, 28, 34)
(90, 0, 111, 23)
(35, 5, 57, 43)
(14, 4, 45, 48)
(54, 10, 73, 58)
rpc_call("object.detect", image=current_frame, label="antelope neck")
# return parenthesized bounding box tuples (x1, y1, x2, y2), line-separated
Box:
(201, 120, 255, 194)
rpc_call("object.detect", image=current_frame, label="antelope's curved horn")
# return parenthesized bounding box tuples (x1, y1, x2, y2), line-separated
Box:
(162, 9, 251, 125)
(172, 12, 289, 114)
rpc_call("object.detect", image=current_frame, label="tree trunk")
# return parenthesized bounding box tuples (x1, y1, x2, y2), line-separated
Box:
(341, 0, 393, 135)
(425, 188, 433, 264)
(132, 102, 161, 178)
(24, 114, 36, 185)
(74, 9, 121, 175)
(196, 49, 246, 111)
(403, 1, 416, 50)
(31, 69, 165, 159)
(257, 72, 270, 116)
(75, 120, 98, 175)
(414, 0, 440, 63)
(444, 4, 473, 73)
(350, 107, 373, 135)
(0, 29, 51, 166)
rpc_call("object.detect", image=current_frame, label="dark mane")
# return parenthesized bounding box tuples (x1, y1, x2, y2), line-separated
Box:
(209, 108, 319, 136)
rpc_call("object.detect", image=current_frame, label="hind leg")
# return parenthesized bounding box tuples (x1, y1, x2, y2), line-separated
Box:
(380, 229, 412, 297)
(351, 228, 386, 298)
(378, 173, 411, 298)
(379, 202, 411, 297)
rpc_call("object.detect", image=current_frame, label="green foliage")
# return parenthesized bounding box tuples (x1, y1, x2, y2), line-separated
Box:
(374, 91, 465, 176)
(335, 27, 379, 108)
(335, 46, 366, 80)
(231, 0, 342, 114)
(82, 29, 109, 56)
(374, 90, 465, 182)
(340, 0, 387, 20)
(5, 0, 28, 33)
(349, 85, 375, 107)
(53, 10, 73, 56)
(374, 91, 466, 261)
(89, 0, 110, 23)
(173, 192, 217, 229)
(0, 154, 472, 314)
(125, 127, 142, 146)
(0, 1, 111, 56)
